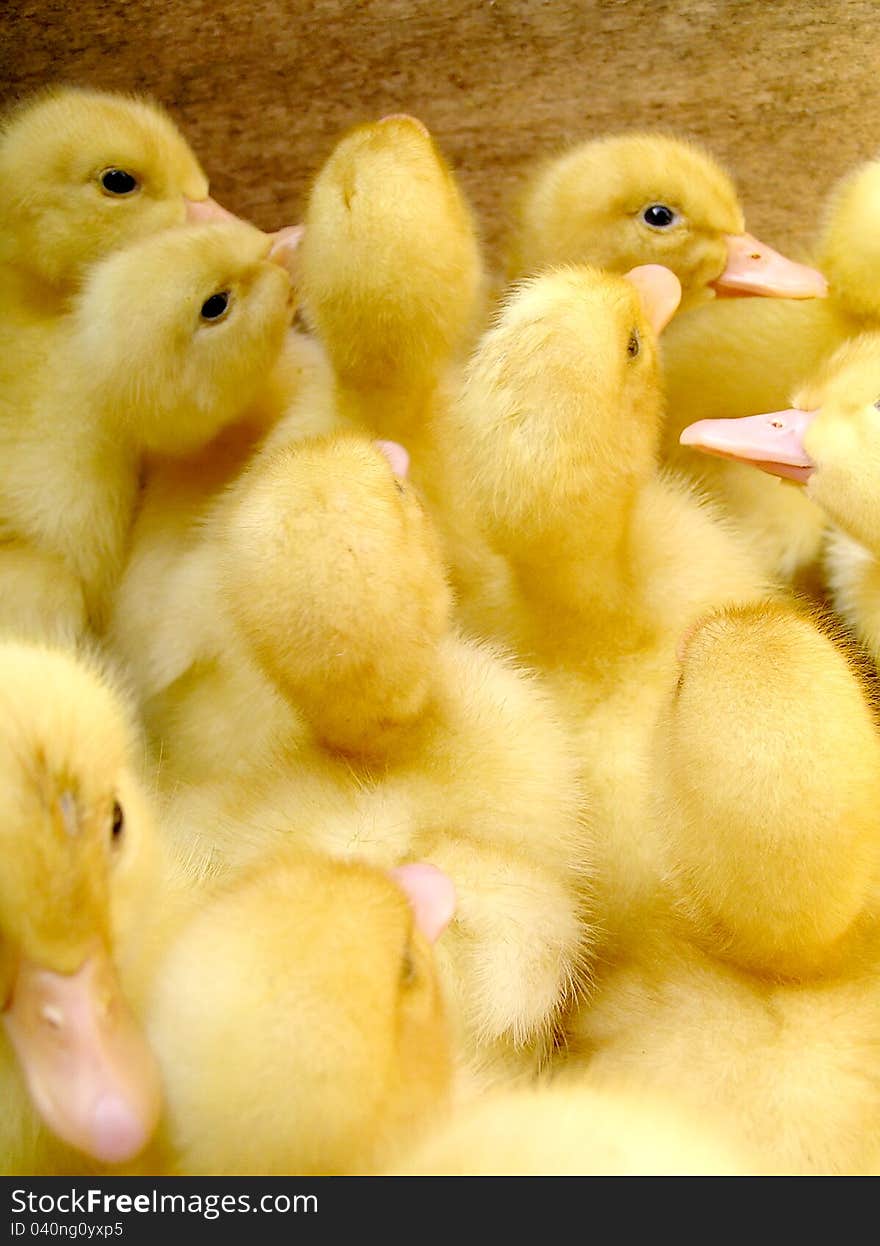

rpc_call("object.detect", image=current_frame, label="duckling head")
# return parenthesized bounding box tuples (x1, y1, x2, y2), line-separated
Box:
(507, 133, 826, 306)
(815, 156, 880, 321)
(655, 602, 880, 976)
(0, 86, 234, 296)
(451, 263, 681, 548)
(680, 332, 880, 550)
(217, 433, 453, 758)
(74, 219, 294, 455)
(0, 642, 162, 1165)
(149, 854, 455, 1175)
(299, 114, 486, 389)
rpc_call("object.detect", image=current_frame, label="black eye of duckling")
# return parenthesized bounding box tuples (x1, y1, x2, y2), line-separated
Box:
(874, 397, 880, 411)
(100, 168, 139, 196)
(642, 203, 677, 229)
(111, 800, 124, 840)
(200, 292, 231, 322)
(627, 329, 640, 358)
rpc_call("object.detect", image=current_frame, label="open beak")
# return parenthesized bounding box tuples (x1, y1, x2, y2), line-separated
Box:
(680, 408, 818, 483)
(712, 233, 827, 299)
(3, 949, 162, 1165)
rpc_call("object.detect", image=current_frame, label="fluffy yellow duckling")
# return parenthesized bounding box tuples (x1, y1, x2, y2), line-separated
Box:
(506, 132, 826, 309)
(663, 153, 880, 583)
(391, 1078, 753, 1175)
(0, 219, 292, 641)
(115, 434, 590, 1085)
(442, 263, 774, 945)
(146, 857, 455, 1175)
(0, 85, 229, 322)
(0, 641, 165, 1175)
(296, 113, 486, 443)
(569, 603, 880, 1174)
(681, 331, 880, 660)
(286, 114, 514, 630)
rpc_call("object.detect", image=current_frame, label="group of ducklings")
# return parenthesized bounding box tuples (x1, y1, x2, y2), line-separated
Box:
(2, 82, 880, 1178)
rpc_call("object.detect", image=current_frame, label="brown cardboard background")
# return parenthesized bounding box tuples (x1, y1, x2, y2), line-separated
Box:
(2, 1, 879, 267)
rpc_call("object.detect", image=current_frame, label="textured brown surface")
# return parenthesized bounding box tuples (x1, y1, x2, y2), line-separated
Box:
(2, 1, 880, 267)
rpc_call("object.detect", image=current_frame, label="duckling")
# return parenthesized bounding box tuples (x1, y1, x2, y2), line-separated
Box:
(662, 153, 880, 583)
(295, 113, 486, 443)
(569, 602, 880, 1174)
(0, 85, 229, 323)
(442, 263, 774, 945)
(681, 331, 880, 661)
(117, 433, 590, 1086)
(0, 219, 292, 640)
(146, 856, 455, 1175)
(505, 132, 826, 309)
(287, 114, 512, 630)
(391, 1078, 753, 1175)
(0, 641, 165, 1175)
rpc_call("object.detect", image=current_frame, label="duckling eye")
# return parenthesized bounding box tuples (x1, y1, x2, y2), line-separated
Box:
(874, 397, 880, 411)
(642, 203, 677, 229)
(627, 329, 640, 358)
(200, 292, 231, 323)
(100, 168, 139, 196)
(111, 800, 124, 841)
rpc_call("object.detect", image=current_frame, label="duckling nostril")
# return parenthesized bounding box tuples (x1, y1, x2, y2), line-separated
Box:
(40, 1004, 63, 1030)
(770, 420, 784, 429)
(750, 253, 762, 261)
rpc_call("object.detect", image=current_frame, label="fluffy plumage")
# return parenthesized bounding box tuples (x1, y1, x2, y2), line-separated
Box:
(662, 152, 880, 582)
(568, 603, 880, 1174)
(505, 131, 825, 308)
(0, 220, 292, 640)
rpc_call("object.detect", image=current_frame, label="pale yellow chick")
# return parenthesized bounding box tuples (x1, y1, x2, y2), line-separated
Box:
(0, 641, 166, 1175)
(441, 263, 774, 947)
(506, 131, 826, 309)
(681, 331, 880, 662)
(284, 114, 511, 631)
(0, 219, 292, 641)
(118, 433, 591, 1087)
(0, 85, 223, 320)
(146, 857, 455, 1175)
(569, 603, 880, 1174)
(663, 153, 880, 583)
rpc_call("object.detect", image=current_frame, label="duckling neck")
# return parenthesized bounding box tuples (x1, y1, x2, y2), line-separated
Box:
(335, 376, 439, 448)
(507, 478, 644, 620)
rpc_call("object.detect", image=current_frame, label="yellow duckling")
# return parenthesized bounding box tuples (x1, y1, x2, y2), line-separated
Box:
(0, 641, 165, 1175)
(295, 113, 486, 444)
(0, 635, 453, 1177)
(117, 434, 590, 1086)
(505, 132, 826, 309)
(0, 85, 229, 322)
(569, 602, 880, 1174)
(286, 114, 513, 631)
(681, 330, 880, 661)
(391, 1078, 753, 1175)
(146, 856, 455, 1175)
(442, 263, 774, 946)
(663, 153, 880, 583)
(0, 219, 292, 641)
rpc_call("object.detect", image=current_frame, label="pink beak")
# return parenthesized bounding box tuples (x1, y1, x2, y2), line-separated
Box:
(680, 408, 818, 483)
(623, 265, 683, 335)
(3, 950, 162, 1165)
(184, 195, 240, 225)
(712, 233, 827, 300)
